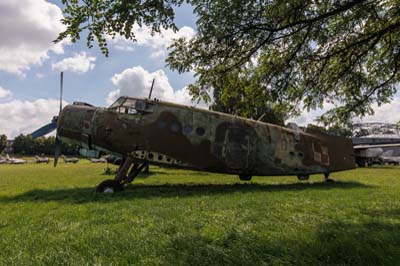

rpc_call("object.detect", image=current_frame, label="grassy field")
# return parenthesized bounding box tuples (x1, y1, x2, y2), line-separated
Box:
(0, 160, 400, 266)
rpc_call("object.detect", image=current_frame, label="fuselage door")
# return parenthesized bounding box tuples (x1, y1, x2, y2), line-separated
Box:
(224, 125, 255, 171)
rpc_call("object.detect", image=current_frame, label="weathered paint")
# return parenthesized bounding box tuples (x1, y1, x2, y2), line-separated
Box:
(57, 97, 355, 176)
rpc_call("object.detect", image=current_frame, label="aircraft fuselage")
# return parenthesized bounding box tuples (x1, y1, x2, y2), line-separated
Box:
(57, 97, 355, 177)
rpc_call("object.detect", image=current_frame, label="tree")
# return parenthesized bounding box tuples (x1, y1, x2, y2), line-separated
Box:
(56, 0, 184, 56)
(12, 135, 31, 155)
(57, 0, 400, 126)
(209, 67, 289, 125)
(0, 134, 6, 153)
(11, 135, 79, 155)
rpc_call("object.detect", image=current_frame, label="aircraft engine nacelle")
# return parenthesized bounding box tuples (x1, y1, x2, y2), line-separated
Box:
(57, 104, 97, 149)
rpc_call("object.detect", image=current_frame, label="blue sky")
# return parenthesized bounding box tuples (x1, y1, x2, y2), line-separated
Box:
(0, 0, 200, 138)
(0, 0, 398, 138)
(0, 0, 196, 105)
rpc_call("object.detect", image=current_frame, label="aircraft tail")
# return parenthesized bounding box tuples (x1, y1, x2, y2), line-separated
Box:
(305, 125, 356, 172)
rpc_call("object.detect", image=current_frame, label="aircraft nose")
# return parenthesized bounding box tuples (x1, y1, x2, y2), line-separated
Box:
(57, 104, 97, 147)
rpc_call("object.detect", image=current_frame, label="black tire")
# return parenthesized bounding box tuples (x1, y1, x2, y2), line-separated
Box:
(297, 174, 309, 181)
(96, 179, 124, 193)
(239, 174, 252, 181)
(356, 158, 366, 167)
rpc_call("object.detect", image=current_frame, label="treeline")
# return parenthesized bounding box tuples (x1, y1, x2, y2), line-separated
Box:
(11, 135, 79, 155)
(0, 134, 6, 153)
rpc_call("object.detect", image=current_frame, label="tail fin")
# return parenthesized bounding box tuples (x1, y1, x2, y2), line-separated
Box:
(305, 125, 355, 172)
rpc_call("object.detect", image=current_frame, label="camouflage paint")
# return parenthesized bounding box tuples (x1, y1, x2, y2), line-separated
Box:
(57, 97, 355, 177)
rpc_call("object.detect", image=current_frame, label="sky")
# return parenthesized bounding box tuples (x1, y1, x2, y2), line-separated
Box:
(0, 0, 399, 138)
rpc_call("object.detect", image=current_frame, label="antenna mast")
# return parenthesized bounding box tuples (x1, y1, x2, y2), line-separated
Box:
(59, 72, 63, 113)
(148, 78, 155, 99)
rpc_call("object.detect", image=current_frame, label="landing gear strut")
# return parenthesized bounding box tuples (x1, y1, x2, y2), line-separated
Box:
(96, 158, 148, 193)
(324, 172, 334, 183)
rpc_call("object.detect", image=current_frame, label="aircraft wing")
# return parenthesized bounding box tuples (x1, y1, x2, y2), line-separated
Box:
(353, 143, 400, 149)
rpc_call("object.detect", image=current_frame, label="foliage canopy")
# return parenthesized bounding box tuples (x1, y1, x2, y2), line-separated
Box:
(12, 135, 78, 155)
(57, 0, 400, 125)
(0, 134, 7, 153)
(57, 0, 183, 56)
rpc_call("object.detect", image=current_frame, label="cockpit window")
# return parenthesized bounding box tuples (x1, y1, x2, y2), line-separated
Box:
(124, 99, 137, 108)
(109, 97, 126, 109)
(109, 97, 155, 115)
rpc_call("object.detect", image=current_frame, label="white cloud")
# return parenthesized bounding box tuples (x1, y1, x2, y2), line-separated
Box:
(0, 98, 67, 138)
(113, 45, 135, 52)
(36, 73, 45, 79)
(52, 52, 96, 74)
(106, 25, 196, 58)
(0, 86, 12, 99)
(106, 66, 206, 108)
(288, 108, 327, 126)
(0, 0, 68, 77)
(357, 97, 400, 124)
(287, 101, 335, 126)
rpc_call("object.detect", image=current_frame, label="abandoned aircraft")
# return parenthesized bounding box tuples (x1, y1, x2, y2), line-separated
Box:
(62, 155, 79, 164)
(5, 154, 26, 164)
(35, 155, 50, 164)
(352, 123, 400, 166)
(30, 95, 362, 192)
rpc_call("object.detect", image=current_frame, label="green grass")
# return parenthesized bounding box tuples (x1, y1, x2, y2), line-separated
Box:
(0, 160, 400, 266)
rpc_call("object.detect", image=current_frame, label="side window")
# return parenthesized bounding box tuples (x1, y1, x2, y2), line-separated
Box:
(183, 125, 193, 134)
(196, 127, 205, 136)
(170, 122, 180, 133)
(134, 101, 155, 114)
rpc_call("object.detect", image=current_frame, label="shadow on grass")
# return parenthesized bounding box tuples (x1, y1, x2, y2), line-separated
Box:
(158, 220, 400, 266)
(0, 181, 369, 204)
(358, 165, 400, 170)
(362, 208, 400, 219)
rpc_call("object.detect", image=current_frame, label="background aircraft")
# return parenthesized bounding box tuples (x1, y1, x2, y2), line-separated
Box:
(352, 123, 400, 166)
(0, 156, 7, 164)
(5, 154, 26, 164)
(35, 155, 50, 164)
(62, 155, 79, 164)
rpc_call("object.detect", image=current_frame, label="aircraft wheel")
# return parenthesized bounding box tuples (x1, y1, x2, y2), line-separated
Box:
(356, 159, 366, 167)
(297, 174, 309, 181)
(239, 174, 252, 181)
(96, 179, 123, 193)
